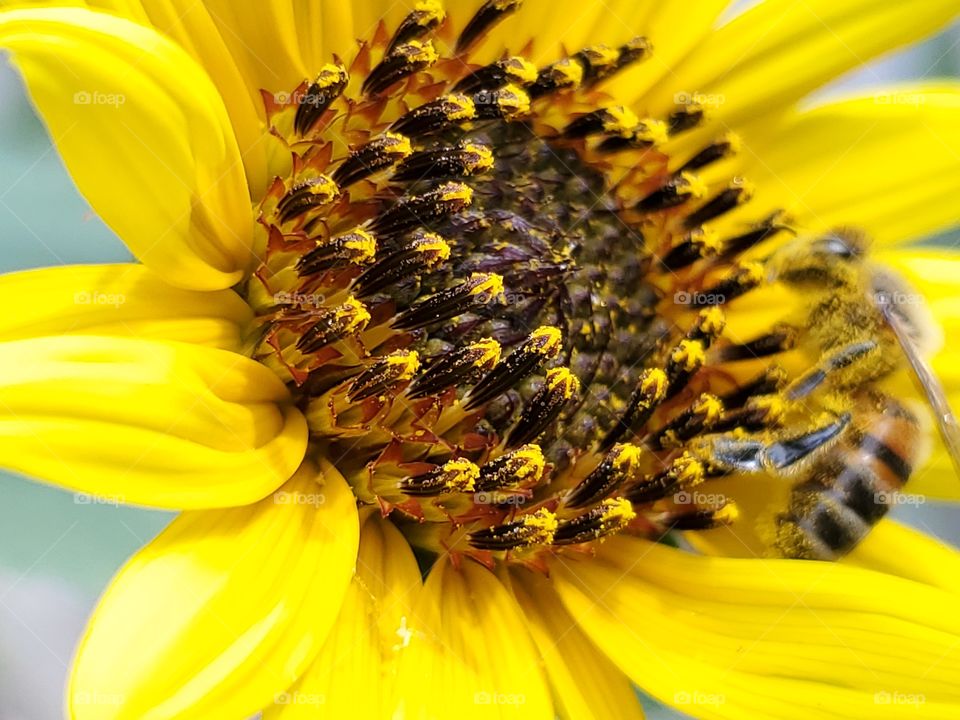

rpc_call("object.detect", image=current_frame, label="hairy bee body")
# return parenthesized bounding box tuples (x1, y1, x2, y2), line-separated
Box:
(774, 393, 923, 560)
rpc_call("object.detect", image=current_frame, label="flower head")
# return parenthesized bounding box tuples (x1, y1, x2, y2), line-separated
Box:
(1, 1, 960, 718)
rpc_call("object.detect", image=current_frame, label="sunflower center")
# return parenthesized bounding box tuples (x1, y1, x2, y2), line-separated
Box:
(243, 0, 930, 566)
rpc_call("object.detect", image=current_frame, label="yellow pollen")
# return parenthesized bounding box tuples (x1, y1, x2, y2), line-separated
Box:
(739, 260, 766, 284)
(640, 367, 669, 401)
(444, 94, 477, 121)
(697, 306, 726, 336)
(671, 339, 707, 372)
(339, 297, 371, 333)
(612, 442, 644, 470)
(546, 367, 580, 397)
(749, 395, 786, 422)
(313, 63, 348, 88)
(400, 39, 439, 64)
(493, 0, 523, 10)
(461, 142, 495, 173)
(503, 56, 538, 85)
(440, 182, 474, 204)
(731, 176, 755, 202)
(690, 227, 722, 255)
(634, 119, 669, 146)
(414, 232, 451, 263)
(714, 502, 740, 525)
(469, 272, 505, 299)
(521, 508, 559, 544)
(385, 350, 421, 380)
(511, 444, 546, 481)
(342, 234, 377, 263)
(598, 497, 636, 528)
(414, 0, 445, 21)
(693, 393, 724, 423)
(496, 84, 531, 119)
(382, 132, 413, 157)
(581, 44, 620, 70)
(470, 338, 502, 368)
(677, 171, 708, 200)
(531, 325, 563, 356)
(552, 58, 584, 87)
(441, 458, 480, 493)
(670, 452, 706, 487)
(602, 105, 640, 137)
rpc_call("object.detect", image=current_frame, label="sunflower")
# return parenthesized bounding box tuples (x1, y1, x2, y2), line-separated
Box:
(2, 0, 960, 718)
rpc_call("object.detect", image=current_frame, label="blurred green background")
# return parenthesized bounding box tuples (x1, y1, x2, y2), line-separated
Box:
(1, 20, 960, 720)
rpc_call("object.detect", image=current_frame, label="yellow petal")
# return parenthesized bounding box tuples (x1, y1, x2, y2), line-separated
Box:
(0, 264, 252, 350)
(394, 558, 554, 719)
(730, 85, 960, 246)
(0, 335, 307, 509)
(69, 462, 359, 720)
(506, 566, 645, 720)
(263, 509, 422, 719)
(641, 0, 960, 125)
(553, 537, 960, 720)
(0, 7, 254, 290)
(846, 520, 960, 594)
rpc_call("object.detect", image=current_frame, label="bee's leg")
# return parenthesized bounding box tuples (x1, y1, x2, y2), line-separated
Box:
(785, 340, 878, 400)
(692, 413, 851, 474)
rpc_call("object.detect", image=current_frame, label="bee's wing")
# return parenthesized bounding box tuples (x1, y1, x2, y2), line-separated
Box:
(877, 290, 960, 477)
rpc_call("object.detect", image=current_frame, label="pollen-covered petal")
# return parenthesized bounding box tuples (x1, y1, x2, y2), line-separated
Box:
(69, 462, 359, 720)
(505, 566, 645, 720)
(0, 335, 307, 509)
(732, 85, 960, 246)
(263, 509, 421, 719)
(0, 264, 252, 350)
(393, 559, 553, 719)
(0, 8, 254, 290)
(643, 0, 960, 125)
(554, 537, 960, 720)
(846, 520, 960, 594)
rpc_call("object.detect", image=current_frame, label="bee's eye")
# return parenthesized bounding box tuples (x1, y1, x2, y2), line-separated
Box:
(814, 229, 866, 259)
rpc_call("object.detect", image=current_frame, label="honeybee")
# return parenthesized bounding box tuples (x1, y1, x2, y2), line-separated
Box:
(693, 228, 960, 559)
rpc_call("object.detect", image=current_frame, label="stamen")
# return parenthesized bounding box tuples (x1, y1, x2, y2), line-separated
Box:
(506, 367, 581, 447)
(296, 296, 371, 353)
(347, 350, 421, 402)
(332, 133, 413, 187)
(393, 272, 504, 331)
(294, 63, 349, 136)
(714, 325, 797, 362)
(661, 501, 739, 530)
(659, 227, 722, 270)
(391, 93, 476, 137)
(636, 171, 707, 213)
(477, 444, 546, 491)
(625, 452, 706, 504)
(651, 393, 725, 450)
(719, 210, 792, 260)
(456, 0, 524, 53)
(566, 442, 644, 508)
(472, 84, 531, 120)
(367, 181, 474, 238)
(387, 0, 445, 54)
(277, 174, 339, 223)
(685, 260, 765, 307)
(719, 365, 788, 409)
(400, 457, 480, 496)
(469, 507, 558, 551)
(601, 368, 669, 449)
(363, 39, 439, 96)
(683, 177, 754, 229)
(598, 118, 668, 152)
(667, 103, 705, 135)
(552, 498, 636, 545)
(527, 58, 583, 99)
(563, 106, 639, 139)
(392, 141, 494, 182)
(352, 231, 451, 297)
(297, 229, 377, 276)
(453, 56, 537, 94)
(408, 338, 502, 399)
(464, 326, 563, 409)
(680, 132, 742, 172)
